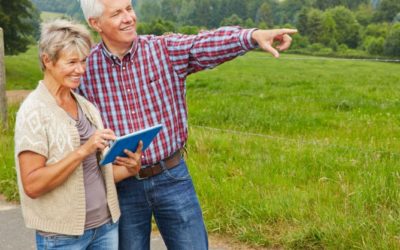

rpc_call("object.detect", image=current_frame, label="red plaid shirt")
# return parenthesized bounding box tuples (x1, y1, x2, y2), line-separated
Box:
(78, 26, 256, 165)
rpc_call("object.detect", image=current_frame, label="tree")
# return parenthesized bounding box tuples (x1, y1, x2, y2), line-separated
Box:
(374, 0, 400, 22)
(384, 23, 400, 56)
(327, 6, 361, 48)
(296, 8, 310, 36)
(160, 0, 182, 23)
(220, 14, 243, 26)
(320, 13, 338, 48)
(280, 0, 314, 24)
(256, 2, 274, 27)
(355, 3, 374, 26)
(306, 9, 324, 44)
(138, 1, 161, 22)
(226, 0, 247, 20)
(394, 13, 400, 23)
(0, 0, 41, 55)
(177, 0, 195, 25)
(190, 0, 215, 28)
(313, 0, 369, 10)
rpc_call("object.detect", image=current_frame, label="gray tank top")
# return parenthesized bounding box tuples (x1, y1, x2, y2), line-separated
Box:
(75, 105, 111, 229)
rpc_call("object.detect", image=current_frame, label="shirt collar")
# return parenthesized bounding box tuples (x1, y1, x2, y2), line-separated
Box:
(100, 38, 138, 64)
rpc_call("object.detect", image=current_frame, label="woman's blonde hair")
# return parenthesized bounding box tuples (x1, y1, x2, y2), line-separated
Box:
(38, 19, 93, 72)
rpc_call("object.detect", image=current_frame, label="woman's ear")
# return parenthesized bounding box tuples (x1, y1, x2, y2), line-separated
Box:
(42, 54, 52, 70)
(89, 17, 102, 33)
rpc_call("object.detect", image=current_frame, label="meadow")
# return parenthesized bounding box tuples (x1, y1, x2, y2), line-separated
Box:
(2, 48, 400, 249)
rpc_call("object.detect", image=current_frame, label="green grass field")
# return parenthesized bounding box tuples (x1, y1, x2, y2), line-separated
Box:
(2, 50, 400, 248)
(40, 11, 66, 22)
(5, 46, 42, 90)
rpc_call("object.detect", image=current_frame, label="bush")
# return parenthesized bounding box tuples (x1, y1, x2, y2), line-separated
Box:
(338, 44, 349, 53)
(137, 20, 176, 35)
(291, 34, 310, 49)
(178, 26, 200, 35)
(364, 23, 390, 38)
(363, 36, 385, 55)
(309, 43, 325, 52)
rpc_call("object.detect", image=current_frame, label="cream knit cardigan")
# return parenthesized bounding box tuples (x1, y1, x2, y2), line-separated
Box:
(14, 81, 120, 235)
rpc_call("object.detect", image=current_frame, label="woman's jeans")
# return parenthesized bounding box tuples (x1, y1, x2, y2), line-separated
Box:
(35, 220, 118, 250)
(117, 158, 208, 250)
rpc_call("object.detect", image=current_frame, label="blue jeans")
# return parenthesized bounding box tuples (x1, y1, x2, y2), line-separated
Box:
(117, 159, 208, 250)
(36, 220, 118, 250)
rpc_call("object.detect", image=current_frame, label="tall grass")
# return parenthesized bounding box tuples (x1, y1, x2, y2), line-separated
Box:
(3, 51, 400, 248)
(0, 105, 19, 201)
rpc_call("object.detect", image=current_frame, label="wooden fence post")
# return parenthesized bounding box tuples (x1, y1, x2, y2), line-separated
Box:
(0, 27, 7, 129)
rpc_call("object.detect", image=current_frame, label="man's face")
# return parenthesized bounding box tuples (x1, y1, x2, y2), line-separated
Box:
(92, 0, 137, 50)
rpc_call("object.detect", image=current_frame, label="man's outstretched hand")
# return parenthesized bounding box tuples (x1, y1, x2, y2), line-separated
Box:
(251, 29, 298, 58)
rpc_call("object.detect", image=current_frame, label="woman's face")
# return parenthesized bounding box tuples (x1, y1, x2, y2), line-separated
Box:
(45, 50, 87, 89)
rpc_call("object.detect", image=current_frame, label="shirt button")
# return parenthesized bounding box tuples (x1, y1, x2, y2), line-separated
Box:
(132, 111, 135, 114)
(123, 67, 126, 70)
(127, 89, 131, 92)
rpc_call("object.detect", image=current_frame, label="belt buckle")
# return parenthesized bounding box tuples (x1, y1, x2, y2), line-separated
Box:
(135, 173, 148, 180)
(135, 165, 150, 180)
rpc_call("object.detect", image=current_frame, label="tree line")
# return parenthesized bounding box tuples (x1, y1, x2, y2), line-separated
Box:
(135, 0, 400, 57)
(1, 0, 399, 57)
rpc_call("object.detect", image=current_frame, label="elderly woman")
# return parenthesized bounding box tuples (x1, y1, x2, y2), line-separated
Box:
(14, 19, 141, 250)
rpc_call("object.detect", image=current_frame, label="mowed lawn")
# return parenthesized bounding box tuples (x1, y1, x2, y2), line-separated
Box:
(2, 49, 400, 249)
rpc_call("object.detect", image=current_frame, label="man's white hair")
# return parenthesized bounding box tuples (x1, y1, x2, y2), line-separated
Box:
(79, 0, 104, 24)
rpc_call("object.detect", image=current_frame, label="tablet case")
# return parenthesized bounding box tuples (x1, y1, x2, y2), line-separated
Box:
(99, 124, 163, 166)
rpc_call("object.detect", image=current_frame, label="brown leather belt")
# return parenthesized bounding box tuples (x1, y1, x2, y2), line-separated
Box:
(136, 149, 182, 180)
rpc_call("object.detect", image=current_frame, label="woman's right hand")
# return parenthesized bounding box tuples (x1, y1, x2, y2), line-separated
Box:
(79, 129, 117, 156)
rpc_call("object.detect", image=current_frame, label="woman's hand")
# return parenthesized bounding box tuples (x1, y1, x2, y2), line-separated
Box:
(113, 141, 143, 176)
(79, 129, 117, 157)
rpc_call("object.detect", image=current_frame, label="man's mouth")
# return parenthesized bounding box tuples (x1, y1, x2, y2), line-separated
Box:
(121, 26, 134, 31)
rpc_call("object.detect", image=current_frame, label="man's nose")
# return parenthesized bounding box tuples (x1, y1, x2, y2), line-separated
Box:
(121, 10, 134, 23)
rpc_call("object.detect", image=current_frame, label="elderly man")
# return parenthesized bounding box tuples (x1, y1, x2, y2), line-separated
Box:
(78, 0, 297, 249)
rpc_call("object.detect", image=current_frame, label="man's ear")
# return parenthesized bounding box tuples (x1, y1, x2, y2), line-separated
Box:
(89, 17, 102, 33)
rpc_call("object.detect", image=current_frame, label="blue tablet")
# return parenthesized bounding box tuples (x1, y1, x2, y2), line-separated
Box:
(99, 124, 163, 166)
